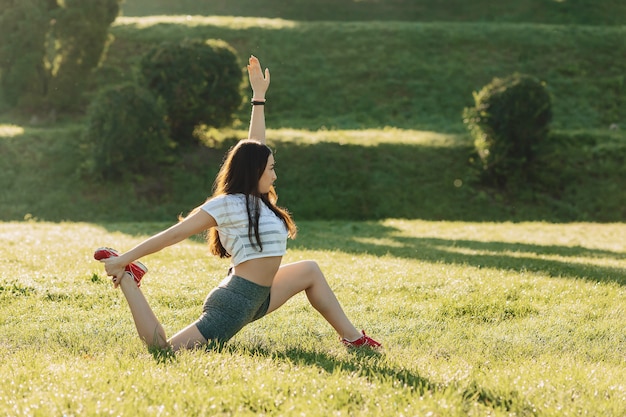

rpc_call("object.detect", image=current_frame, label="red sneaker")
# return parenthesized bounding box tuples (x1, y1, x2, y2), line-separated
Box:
(341, 330, 382, 349)
(94, 247, 147, 287)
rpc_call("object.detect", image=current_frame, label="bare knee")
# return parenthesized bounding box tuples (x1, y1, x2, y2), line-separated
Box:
(300, 260, 330, 290)
(303, 260, 321, 275)
(299, 260, 322, 281)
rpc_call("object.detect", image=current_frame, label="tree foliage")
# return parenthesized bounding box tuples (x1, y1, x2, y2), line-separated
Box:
(0, 0, 120, 113)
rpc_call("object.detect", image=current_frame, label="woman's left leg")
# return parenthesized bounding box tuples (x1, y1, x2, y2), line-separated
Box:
(117, 272, 207, 352)
(266, 260, 363, 341)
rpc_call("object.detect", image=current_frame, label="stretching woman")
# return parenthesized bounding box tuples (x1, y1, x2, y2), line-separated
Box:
(97, 55, 381, 351)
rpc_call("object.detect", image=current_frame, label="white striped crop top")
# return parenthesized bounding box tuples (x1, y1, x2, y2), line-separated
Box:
(201, 194, 288, 266)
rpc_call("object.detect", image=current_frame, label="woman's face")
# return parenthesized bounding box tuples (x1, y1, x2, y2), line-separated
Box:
(258, 153, 276, 194)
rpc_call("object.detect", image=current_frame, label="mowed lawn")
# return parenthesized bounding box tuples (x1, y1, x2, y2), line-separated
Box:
(1, 220, 624, 416)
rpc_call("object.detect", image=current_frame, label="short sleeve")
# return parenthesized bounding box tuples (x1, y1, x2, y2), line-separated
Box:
(200, 195, 230, 226)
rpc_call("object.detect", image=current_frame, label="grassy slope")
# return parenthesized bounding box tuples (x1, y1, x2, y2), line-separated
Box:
(104, 18, 626, 132)
(114, 0, 626, 134)
(1, 1, 625, 223)
(1, 124, 624, 223)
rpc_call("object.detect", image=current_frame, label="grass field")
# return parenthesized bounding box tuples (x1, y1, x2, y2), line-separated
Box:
(1, 220, 625, 416)
(1, 1, 625, 415)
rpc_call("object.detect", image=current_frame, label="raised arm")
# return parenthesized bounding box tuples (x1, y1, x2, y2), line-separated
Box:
(247, 55, 270, 143)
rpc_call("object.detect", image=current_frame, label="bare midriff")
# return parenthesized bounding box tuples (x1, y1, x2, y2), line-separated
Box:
(231, 256, 282, 287)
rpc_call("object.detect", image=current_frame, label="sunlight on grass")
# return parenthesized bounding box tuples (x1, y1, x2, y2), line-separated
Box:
(115, 15, 298, 30)
(1, 220, 625, 416)
(440, 245, 625, 269)
(0, 124, 24, 138)
(382, 219, 626, 251)
(270, 128, 465, 147)
(216, 127, 465, 147)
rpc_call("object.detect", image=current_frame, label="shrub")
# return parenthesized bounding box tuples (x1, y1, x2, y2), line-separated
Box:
(138, 39, 243, 146)
(463, 73, 552, 188)
(84, 83, 173, 181)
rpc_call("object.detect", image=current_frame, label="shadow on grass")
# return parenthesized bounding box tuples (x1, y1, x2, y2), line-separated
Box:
(95, 219, 626, 287)
(291, 221, 626, 286)
(222, 344, 535, 414)
(142, 340, 533, 413)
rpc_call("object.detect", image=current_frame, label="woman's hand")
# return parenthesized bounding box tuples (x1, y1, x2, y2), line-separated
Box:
(247, 55, 270, 100)
(102, 257, 127, 288)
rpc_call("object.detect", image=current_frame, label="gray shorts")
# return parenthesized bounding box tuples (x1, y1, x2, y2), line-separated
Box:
(194, 274, 271, 343)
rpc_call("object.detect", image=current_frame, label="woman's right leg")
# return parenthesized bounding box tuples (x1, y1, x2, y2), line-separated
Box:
(266, 260, 364, 342)
(118, 273, 207, 351)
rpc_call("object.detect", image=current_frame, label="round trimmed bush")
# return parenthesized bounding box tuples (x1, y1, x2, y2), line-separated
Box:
(84, 83, 172, 181)
(138, 39, 243, 146)
(463, 73, 552, 188)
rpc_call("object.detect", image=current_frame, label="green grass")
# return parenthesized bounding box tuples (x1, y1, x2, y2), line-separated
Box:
(2, 2, 625, 415)
(1, 220, 625, 416)
(111, 2, 626, 133)
(1, 123, 625, 223)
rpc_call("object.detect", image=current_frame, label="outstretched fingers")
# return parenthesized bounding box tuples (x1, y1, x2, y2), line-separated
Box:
(247, 55, 270, 97)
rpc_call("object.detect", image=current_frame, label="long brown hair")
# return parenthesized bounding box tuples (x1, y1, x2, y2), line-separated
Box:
(208, 140, 297, 258)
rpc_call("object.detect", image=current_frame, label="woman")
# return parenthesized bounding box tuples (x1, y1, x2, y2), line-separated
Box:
(97, 55, 381, 352)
